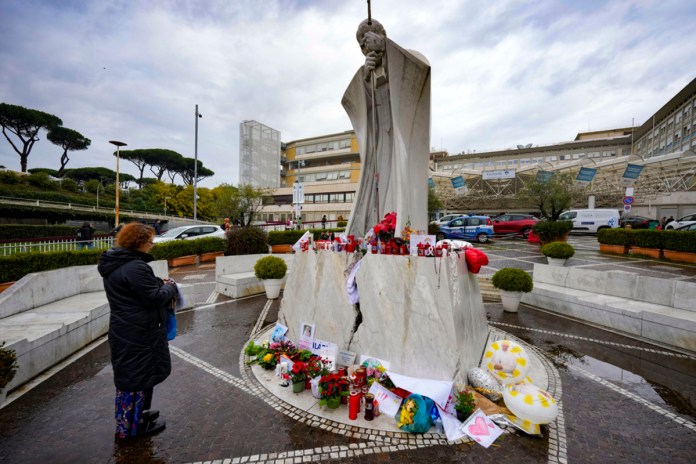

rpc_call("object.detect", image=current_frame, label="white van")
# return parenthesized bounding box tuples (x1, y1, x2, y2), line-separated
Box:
(557, 209, 621, 233)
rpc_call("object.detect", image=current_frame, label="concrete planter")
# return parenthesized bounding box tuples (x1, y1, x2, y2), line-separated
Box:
(168, 255, 198, 267)
(631, 246, 663, 259)
(263, 278, 283, 299)
(546, 257, 567, 267)
(500, 290, 522, 312)
(0, 281, 16, 294)
(271, 244, 293, 254)
(200, 251, 224, 263)
(663, 250, 696, 264)
(599, 244, 629, 255)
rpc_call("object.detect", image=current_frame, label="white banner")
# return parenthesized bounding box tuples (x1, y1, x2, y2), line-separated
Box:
(482, 169, 516, 180)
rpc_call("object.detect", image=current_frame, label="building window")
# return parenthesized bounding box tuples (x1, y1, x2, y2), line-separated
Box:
(340, 139, 351, 148)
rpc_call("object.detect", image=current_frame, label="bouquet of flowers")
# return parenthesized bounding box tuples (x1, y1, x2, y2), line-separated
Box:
(306, 356, 331, 379)
(398, 398, 417, 428)
(257, 351, 278, 370)
(269, 339, 297, 357)
(318, 372, 349, 406)
(397, 394, 434, 433)
(454, 388, 476, 421)
(288, 361, 307, 384)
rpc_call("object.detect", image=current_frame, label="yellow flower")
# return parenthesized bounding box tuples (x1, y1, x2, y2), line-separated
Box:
(263, 353, 273, 362)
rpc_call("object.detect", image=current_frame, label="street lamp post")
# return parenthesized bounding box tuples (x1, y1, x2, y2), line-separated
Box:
(293, 160, 305, 228)
(194, 104, 202, 224)
(109, 140, 127, 227)
(96, 177, 104, 209)
(164, 196, 172, 216)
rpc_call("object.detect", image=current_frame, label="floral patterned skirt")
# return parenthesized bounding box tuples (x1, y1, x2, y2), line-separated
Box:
(114, 388, 147, 438)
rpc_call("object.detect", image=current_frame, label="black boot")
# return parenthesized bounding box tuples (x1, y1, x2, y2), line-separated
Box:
(136, 420, 166, 437)
(142, 410, 160, 422)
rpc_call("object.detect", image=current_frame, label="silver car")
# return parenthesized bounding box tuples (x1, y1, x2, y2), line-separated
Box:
(153, 225, 226, 243)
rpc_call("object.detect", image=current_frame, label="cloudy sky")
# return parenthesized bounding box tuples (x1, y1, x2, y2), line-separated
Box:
(1, 0, 695, 187)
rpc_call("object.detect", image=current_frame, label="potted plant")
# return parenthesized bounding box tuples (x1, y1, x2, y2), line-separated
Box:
(253, 255, 288, 299)
(540, 241, 575, 266)
(288, 361, 307, 393)
(0, 342, 19, 405)
(662, 230, 696, 264)
(531, 220, 573, 245)
(318, 372, 349, 409)
(454, 388, 476, 422)
(631, 229, 665, 259)
(491, 267, 533, 312)
(194, 237, 227, 262)
(307, 356, 331, 398)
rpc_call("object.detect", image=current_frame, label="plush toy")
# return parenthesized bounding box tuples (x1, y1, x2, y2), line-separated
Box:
(464, 247, 489, 274)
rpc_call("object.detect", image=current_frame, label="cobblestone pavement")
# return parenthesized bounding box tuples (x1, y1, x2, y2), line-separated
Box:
(1, 236, 695, 463)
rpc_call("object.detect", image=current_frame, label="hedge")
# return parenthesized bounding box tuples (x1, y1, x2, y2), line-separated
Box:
(149, 240, 199, 261)
(0, 204, 135, 224)
(597, 228, 633, 246)
(193, 237, 227, 254)
(0, 224, 80, 240)
(663, 230, 696, 253)
(632, 229, 665, 249)
(532, 220, 573, 243)
(226, 226, 269, 255)
(0, 250, 102, 283)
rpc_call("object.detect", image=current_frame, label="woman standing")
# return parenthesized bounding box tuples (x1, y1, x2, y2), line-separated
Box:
(98, 222, 178, 440)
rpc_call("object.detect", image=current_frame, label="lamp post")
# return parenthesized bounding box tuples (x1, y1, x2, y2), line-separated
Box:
(96, 177, 104, 209)
(109, 140, 127, 227)
(194, 104, 202, 224)
(293, 160, 305, 227)
(164, 196, 172, 216)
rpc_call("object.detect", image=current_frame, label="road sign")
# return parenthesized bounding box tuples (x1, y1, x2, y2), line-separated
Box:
(623, 196, 634, 205)
(624, 205, 632, 213)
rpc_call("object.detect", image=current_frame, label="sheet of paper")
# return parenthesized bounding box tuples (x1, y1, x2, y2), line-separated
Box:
(368, 382, 403, 418)
(437, 404, 468, 442)
(270, 323, 288, 343)
(459, 410, 503, 448)
(337, 350, 356, 367)
(386, 371, 453, 408)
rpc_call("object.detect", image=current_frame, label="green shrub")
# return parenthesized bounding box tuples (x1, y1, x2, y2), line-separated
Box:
(632, 229, 665, 249)
(491, 267, 533, 293)
(193, 237, 227, 254)
(149, 240, 198, 261)
(61, 178, 78, 192)
(0, 250, 102, 283)
(531, 220, 573, 243)
(268, 229, 306, 245)
(0, 171, 23, 185)
(26, 172, 59, 190)
(0, 224, 80, 240)
(254, 255, 287, 279)
(227, 226, 268, 255)
(337, 220, 347, 228)
(540, 241, 575, 259)
(663, 230, 696, 253)
(428, 223, 440, 236)
(597, 228, 633, 246)
(0, 342, 19, 393)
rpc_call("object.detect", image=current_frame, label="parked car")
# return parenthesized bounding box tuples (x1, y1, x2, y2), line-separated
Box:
(665, 213, 696, 230)
(557, 209, 621, 233)
(676, 223, 696, 231)
(435, 215, 494, 243)
(491, 214, 539, 238)
(153, 225, 226, 243)
(619, 215, 655, 229)
(430, 213, 466, 226)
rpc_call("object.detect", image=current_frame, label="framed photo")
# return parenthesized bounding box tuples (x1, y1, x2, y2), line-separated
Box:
(300, 323, 315, 339)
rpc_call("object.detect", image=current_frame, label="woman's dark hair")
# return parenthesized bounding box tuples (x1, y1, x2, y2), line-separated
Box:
(116, 222, 154, 250)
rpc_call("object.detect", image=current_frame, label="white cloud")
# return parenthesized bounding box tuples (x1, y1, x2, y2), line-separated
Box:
(1, 0, 694, 186)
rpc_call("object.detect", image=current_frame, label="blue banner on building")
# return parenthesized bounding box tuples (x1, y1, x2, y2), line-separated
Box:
(576, 167, 597, 184)
(536, 170, 554, 183)
(622, 164, 644, 179)
(451, 176, 467, 195)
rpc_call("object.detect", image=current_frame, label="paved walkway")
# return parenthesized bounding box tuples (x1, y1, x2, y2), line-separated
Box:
(1, 236, 695, 463)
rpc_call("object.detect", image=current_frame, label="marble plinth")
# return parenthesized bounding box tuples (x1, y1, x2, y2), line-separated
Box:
(277, 251, 489, 385)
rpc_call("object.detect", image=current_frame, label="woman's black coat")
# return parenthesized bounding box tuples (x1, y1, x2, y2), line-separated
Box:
(98, 247, 178, 392)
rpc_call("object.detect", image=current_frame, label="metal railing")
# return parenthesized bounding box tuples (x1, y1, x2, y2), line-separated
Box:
(1, 236, 114, 256)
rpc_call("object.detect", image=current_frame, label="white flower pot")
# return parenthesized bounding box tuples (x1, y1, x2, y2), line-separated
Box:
(500, 290, 522, 313)
(546, 257, 567, 267)
(263, 278, 283, 299)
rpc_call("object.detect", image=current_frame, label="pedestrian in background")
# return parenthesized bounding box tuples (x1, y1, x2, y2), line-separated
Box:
(76, 221, 95, 250)
(321, 215, 327, 229)
(98, 222, 178, 440)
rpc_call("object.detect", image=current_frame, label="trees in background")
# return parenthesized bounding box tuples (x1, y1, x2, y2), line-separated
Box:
(47, 127, 91, 176)
(0, 103, 62, 172)
(520, 172, 582, 220)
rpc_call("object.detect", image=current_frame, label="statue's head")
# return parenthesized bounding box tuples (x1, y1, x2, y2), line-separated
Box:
(356, 19, 387, 56)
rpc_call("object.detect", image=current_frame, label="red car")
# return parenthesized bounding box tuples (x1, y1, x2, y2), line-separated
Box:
(491, 214, 539, 238)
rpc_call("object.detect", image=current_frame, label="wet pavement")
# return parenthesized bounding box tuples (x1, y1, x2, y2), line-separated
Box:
(1, 235, 695, 463)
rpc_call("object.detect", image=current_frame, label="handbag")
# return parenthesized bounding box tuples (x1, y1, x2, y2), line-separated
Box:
(166, 309, 177, 341)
